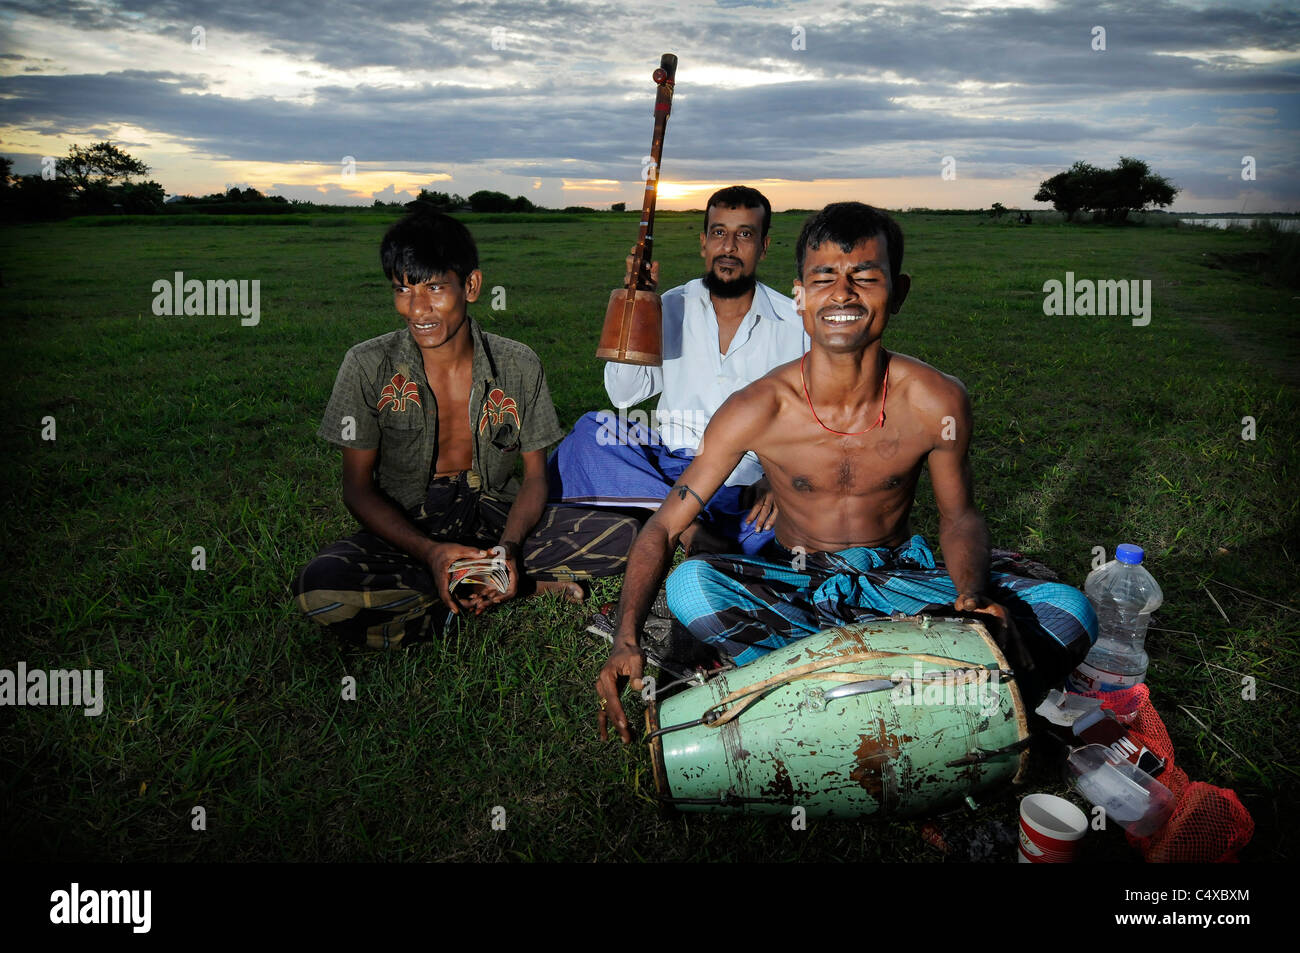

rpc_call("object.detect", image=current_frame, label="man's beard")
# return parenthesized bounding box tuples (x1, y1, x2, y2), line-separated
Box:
(703, 266, 758, 299)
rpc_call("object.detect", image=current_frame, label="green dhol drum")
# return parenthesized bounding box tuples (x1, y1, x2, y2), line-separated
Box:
(646, 615, 1029, 817)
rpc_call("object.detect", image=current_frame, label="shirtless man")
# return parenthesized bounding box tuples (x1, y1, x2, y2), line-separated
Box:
(293, 209, 637, 650)
(596, 202, 1096, 740)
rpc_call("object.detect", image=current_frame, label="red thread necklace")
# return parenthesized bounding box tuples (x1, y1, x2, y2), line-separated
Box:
(801, 351, 889, 436)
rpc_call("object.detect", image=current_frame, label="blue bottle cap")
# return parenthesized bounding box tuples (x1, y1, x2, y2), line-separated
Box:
(1116, 543, 1144, 564)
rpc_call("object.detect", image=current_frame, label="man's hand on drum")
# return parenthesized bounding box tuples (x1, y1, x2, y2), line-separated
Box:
(953, 593, 1036, 675)
(596, 638, 644, 744)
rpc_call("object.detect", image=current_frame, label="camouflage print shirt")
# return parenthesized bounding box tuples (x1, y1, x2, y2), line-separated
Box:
(317, 317, 564, 510)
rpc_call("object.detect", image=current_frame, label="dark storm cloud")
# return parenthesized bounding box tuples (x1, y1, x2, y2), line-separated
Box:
(734, 1, 1300, 89)
(0, 72, 731, 182)
(1, 0, 1296, 203)
(0, 67, 1116, 177)
(2, 0, 606, 71)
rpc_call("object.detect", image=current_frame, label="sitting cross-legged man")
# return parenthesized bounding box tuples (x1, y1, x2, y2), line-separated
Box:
(595, 202, 1098, 741)
(294, 209, 639, 649)
(547, 186, 808, 556)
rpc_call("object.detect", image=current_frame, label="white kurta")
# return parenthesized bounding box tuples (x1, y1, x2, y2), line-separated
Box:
(603, 278, 808, 487)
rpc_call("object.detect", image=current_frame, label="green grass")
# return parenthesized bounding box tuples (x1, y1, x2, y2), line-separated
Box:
(0, 212, 1296, 862)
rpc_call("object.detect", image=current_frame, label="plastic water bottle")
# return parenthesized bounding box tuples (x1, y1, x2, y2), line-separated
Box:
(1067, 544, 1164, 693)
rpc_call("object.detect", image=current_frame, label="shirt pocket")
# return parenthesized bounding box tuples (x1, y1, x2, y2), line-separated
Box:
(481, 421, 521, 488)
(377, 409, 428, 482)
(487, 419, 521, 454)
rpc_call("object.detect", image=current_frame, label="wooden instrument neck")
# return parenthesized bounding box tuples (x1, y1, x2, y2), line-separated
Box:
(626, 54, 676, 295)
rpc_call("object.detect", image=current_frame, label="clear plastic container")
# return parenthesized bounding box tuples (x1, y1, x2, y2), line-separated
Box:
(1068, 744, 1174, 836)
(1067, 543, 1163, 692)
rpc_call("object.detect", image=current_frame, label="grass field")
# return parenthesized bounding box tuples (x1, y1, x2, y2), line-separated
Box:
(1, 210, 1296, 862)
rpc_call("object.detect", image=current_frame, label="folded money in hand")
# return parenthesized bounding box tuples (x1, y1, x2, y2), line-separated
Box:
(448, 549, 510, 595)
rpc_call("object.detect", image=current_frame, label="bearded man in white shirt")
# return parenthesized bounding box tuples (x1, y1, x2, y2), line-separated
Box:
(548, 186, 809, 555)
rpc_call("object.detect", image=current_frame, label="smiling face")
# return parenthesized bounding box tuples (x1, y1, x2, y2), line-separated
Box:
(393, 268, 481, 350)
(699, 203, 769, 298)
(793, 233, 909, 352)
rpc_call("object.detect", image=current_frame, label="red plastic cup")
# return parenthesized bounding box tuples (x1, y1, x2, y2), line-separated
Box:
(1018, 793, 1088, 863)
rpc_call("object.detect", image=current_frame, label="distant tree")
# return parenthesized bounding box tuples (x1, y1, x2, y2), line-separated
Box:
(1034, 161, 1101, 222)
(410, 190, 472, 211)
(56, 142, 150, 194)
(6, 174, 75, 220)
(41, 141, 168, 214)
(0, 156, 15, 220)
(990, 202, 1007, 218)
(413, 189, 454, 210)
(117, 180, 166, 213)
(1035, 157, 1179, 223)
(1090, 156, 1179, 222)
(468, 190, 513, 212)
(509, 194, 535, 212)
(611, 201, 626, 212)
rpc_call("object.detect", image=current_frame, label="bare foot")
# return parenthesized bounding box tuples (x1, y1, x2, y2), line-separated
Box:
(533, 579, 586, 603)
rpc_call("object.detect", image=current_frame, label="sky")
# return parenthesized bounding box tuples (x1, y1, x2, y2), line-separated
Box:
(1, 0, 1297, 212)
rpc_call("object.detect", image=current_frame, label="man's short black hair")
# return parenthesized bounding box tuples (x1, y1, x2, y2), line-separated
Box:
(704, 186, 772, 239)
(380, 208, 479, 286)
(795, 202, 904, 285)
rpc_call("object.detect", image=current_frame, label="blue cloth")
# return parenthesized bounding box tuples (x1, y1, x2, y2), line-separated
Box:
(666, 535, 1098, 669)
(547, 411, 775, 555)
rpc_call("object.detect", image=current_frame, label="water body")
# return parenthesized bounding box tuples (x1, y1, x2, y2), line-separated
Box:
(1179, 217, 1300, 231)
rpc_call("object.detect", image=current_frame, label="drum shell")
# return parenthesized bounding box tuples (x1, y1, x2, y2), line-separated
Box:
(650, 617, 1028, 817)
(596, 288, 662, 366)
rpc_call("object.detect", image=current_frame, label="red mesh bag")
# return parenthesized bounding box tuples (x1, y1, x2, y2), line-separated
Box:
(1082, 685, 1254, 862)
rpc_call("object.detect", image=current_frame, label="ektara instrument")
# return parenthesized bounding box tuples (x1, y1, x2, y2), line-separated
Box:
(595, 53, 677, 366)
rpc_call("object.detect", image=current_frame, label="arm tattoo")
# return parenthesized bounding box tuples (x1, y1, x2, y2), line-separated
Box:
(674, 483, 706, 510)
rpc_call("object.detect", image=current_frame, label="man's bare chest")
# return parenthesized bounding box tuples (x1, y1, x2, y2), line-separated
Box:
(424, 365, 474, 461)
(764, 429, 926, 498)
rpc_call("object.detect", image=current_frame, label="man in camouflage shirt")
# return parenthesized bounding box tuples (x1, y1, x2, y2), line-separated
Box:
(294, 210, 637, 649)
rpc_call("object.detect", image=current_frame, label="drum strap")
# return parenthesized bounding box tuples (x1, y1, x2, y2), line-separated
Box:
(704, 650, 991, 730)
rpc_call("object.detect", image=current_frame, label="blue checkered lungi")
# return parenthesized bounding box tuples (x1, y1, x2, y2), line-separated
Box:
(666, 535, 1097, 688)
